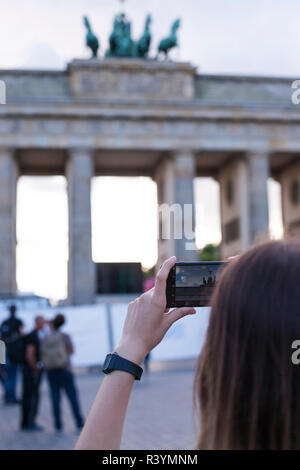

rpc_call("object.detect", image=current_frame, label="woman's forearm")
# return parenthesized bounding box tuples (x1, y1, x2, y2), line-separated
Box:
(75, 345, 144, 450)
(75, 371, 134, 450)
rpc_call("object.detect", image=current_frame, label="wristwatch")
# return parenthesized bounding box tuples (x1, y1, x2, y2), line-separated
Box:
(102, 352, 143, 381)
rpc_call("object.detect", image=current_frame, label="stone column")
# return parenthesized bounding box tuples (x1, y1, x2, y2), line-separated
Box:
(279, 160, 300, 238)
(219, 153, 269, 258)
(66, 148, 95, 305)
(247, 152, 270, 244)
(155, 151, 197, 266)
(0, 148, 17, 294)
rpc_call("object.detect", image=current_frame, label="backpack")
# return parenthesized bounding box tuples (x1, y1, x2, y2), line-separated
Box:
(41, 331, 69, 370)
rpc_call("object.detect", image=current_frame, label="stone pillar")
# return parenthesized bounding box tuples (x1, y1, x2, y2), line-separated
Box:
(66, 148, 95, 305)
(219, 153, 269, 258)
(0, 148, 17, 294)
(247, 152, 270, 244)
(279, 160, 300, 238)
(155, 151, 197, 266)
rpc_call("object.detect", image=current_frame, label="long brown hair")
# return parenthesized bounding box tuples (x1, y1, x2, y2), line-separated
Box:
(194, 241, 300, 449)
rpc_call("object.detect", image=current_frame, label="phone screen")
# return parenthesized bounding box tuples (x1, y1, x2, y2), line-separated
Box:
(166, 262, 225, 307)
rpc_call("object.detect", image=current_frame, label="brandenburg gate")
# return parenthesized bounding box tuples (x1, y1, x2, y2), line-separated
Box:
(0, 58, 299, 304)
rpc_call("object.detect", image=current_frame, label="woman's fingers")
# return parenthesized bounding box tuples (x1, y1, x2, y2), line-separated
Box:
(164, 306, 196, 328)
(154, 256, 176, 296)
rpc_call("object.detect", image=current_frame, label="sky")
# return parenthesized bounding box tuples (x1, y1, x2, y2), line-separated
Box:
(0, 0, 292, 300)
(1, 0, 299, 76)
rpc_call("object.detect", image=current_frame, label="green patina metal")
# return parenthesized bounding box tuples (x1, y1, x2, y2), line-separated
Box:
(83, 12, 180, 60)
(106, 12, 133, 58)
(83, 16, 99, 58)
(105, 12, 152, 59)
(133, 14, 152, 59)
(158, 19, 181, 58)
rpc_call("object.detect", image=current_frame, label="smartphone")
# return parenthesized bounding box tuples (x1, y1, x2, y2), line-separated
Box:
(166, 262, 225, 308)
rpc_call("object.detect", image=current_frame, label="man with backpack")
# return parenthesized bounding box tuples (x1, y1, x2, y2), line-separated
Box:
(42, 314, 84, 435)
(0, 304, 24, 404)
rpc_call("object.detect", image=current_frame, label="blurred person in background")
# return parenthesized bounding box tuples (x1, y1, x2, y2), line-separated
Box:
(0, 304, 24, 404)
(42, 314, 84, 435)
(0, 354, 6, 401)
(0, 333, 6, 399)
(21, 315, 45, 431)
(76, 242, 300, 450)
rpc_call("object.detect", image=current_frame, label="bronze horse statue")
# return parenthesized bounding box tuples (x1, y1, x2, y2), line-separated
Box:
(134, 14, 152, 58)
(83, 16, 99, 58)
(157, 19, 180, 59)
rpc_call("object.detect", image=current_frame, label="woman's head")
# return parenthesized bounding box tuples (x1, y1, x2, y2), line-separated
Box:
(195, 240, 300, 450)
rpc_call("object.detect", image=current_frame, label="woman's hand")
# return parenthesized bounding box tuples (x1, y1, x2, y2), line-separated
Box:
(115, 256, 196, 364)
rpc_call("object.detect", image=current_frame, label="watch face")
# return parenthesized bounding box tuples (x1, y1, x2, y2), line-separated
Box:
(103, 354, 112, 370)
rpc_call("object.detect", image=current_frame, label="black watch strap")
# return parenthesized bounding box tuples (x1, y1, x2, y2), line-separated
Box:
(102, 352, 143, 381)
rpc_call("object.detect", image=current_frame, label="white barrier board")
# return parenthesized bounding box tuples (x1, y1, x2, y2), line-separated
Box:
(0, 304, 210, 367)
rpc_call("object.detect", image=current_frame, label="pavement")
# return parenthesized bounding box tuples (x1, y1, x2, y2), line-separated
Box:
(0, 361, 198, 450)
